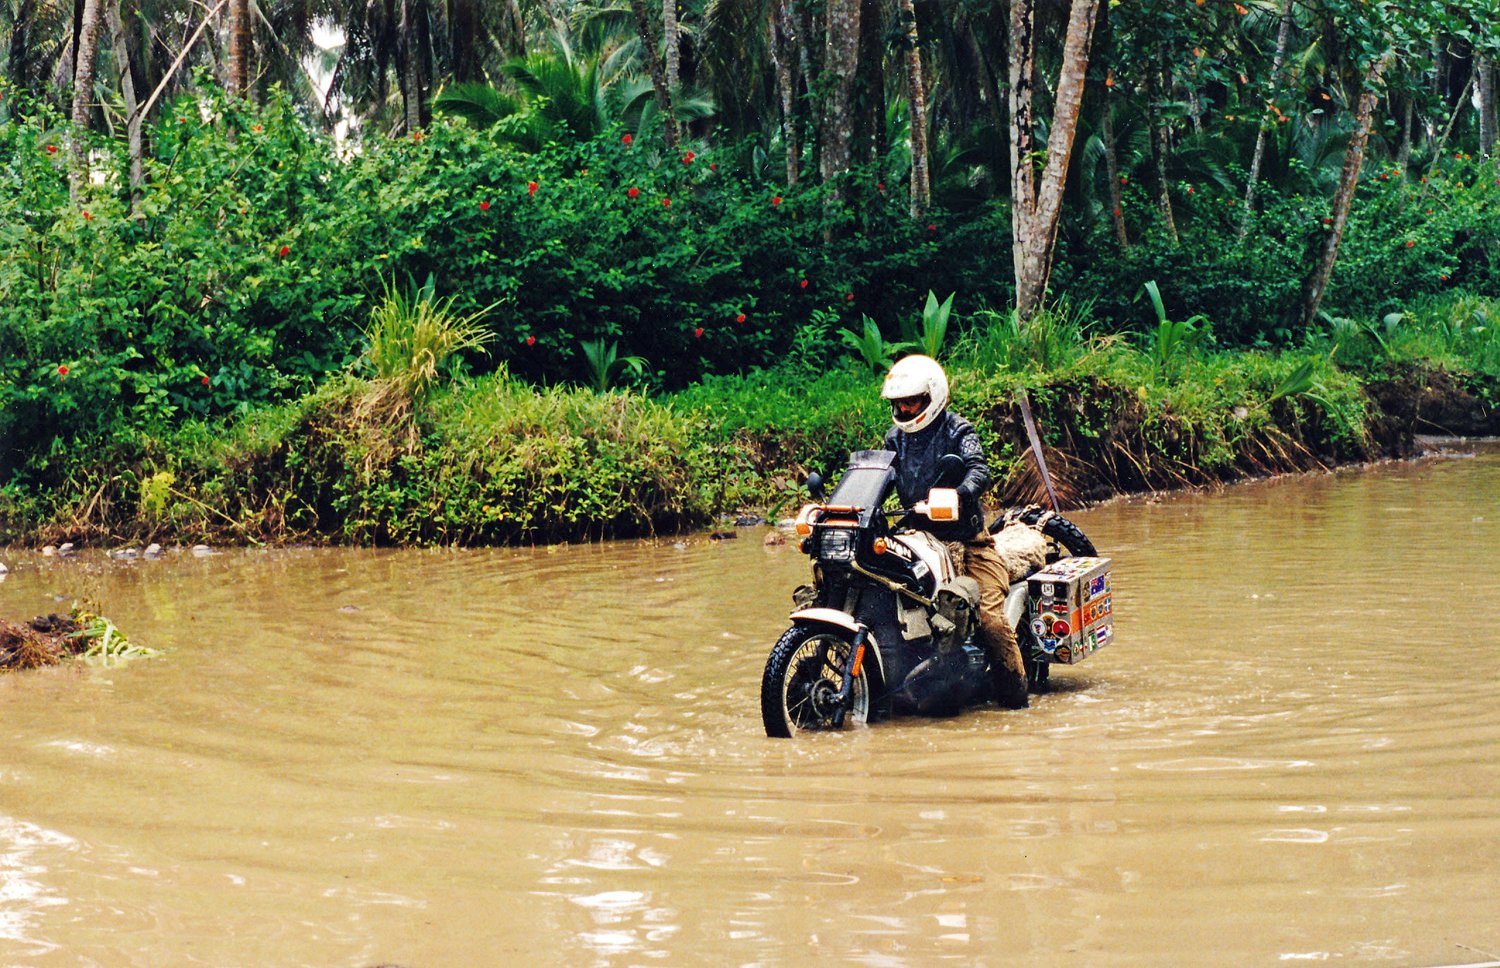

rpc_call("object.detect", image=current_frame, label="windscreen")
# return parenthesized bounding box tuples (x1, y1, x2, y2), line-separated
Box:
(827, 450, 896, 510)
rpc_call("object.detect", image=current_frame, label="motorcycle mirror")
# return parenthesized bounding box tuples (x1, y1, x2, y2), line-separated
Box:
(935, 454, 965, 488)
(806, 471, 826, 502)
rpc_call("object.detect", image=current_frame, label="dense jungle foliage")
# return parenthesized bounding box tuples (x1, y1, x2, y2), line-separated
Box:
(2, 0, 1498, 542)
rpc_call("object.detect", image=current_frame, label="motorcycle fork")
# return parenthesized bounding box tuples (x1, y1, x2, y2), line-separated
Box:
(830, 627, 870, 728)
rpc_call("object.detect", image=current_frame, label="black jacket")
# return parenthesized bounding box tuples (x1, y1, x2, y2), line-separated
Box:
(883, 411, 992, 542)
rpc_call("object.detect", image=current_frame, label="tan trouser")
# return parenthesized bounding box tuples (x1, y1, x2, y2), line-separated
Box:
(949, 536, 1028, 706)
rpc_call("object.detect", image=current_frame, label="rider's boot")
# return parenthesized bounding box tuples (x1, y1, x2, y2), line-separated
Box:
(980, 617, 1030, 710)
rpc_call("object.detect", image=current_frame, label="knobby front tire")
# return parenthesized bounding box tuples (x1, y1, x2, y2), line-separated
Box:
(760, 626, 871, 738)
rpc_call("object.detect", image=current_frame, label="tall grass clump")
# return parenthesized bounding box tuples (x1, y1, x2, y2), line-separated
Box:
(958, 304, 1093, 374)
(362, 276, 495, 411)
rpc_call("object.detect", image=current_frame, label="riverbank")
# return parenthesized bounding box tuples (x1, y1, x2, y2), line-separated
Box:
(3, 342, 1497, 549)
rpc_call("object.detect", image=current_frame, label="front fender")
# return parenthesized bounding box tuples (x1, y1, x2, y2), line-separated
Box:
(789, 608, 887, 689)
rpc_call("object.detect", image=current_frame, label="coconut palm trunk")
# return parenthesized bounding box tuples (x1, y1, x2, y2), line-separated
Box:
(1299, 55, 1392, 329)
(9, 0, 36, 91)
(818, 0, 861, 184)
(400, 0, 421, 133)
(69, 0, 105, 197)
(1008, 0, 1100, 319)
(1240, 0, 1295, 236)
(1149, 91, 1178, 245)
(898, 0, 930, 215)
(1102, 103, 1129, 248)
(629, 0, 679, 146)
(663, 0, 680, 96)
(769, 0, 801, 185)
(1479, 55, 1497, 156)
(108, 2, 145, 196)
(228, 0, 250, 96)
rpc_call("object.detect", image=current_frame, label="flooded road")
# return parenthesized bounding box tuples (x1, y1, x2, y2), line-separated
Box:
(3, 444, 1499, 967)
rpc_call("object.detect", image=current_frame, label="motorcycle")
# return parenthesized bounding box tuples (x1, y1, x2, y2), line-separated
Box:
(760, 449, 1105, 738)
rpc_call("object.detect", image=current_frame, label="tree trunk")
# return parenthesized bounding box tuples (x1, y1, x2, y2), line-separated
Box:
(853, 0, 883, 166)
(961, 19, 1006, 139)
(9, 0, 35, 93)
(1299, 56, 1391, 329)
(1150, 95, 1178, 245)
(629, 0, 679, 146)
(400, 0, 421, 133)
(1009, 0, 1100, 319)
(228, 0, 250, 97)
(1240, 0, 1295, 237)
(69, 0, 105, 197)
(417, 0, 433, 127)
(1396, 94, 1414, 168)
(108, 2, 145, 198)
(797, 0, 820, 171)
(769, 0, 801, 185)
(818, 0, 861, 185)
(663, 0, 679, 98)
(448, 0, 484, 79)
(1479, 55, 1497, 157)
(1427, 73, 1474, 174)
(1102, 102, 1129, 248)
(898, 0, 930, 215)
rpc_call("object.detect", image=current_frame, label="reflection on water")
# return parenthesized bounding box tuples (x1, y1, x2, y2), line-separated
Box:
(2, 445, 1499, 966)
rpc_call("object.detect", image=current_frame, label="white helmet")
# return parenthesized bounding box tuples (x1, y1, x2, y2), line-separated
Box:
(881, 355, 949, 433)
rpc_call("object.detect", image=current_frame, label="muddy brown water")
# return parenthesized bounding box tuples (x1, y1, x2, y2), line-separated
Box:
(2, 444, 1499, 967)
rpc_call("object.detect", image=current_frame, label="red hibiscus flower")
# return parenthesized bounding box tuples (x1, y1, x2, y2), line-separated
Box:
(525, 336, 536, 347)
(693, 327, 704, 339)
(927, 223, 936, 232)
(627, 187, 640, 199)
(1405, 240, 1415, 248)
(622, 133, 633, 146)
(662, 198, 672, 207)
(846, 293, 855, 301)
(201, 376, 210, 386)
(82, 210, 93, 221)
(278, 245, 290, 257)
(735, 313, 746, 324)
(57, 365, 68, 378)
(798, 279, 808, 289)
(709, 163, 718, 171)
(527, 181, 539, 195)
(479, 200, 491, 211)
(772, 196, 782, 207)
(44, 144, 57, 155)
(682, 151, 696, 164)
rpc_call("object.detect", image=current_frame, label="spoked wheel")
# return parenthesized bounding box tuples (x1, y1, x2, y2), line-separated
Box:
(761, 626, 870, 738)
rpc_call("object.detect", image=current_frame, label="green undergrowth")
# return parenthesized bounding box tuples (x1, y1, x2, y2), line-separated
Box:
(2, 293, 1497, 546)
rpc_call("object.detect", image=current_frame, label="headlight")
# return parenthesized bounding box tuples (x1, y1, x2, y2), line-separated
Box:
(816, 527, 857, 561)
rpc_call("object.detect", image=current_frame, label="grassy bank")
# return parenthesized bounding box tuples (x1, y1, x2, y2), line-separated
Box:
(3, 292, 1496, 547)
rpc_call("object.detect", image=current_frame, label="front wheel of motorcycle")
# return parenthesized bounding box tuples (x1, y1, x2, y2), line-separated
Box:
(761, 626, 871, 738)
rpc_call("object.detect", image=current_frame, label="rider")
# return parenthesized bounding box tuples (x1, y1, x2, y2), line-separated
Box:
(880, 355, 1029, 709)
